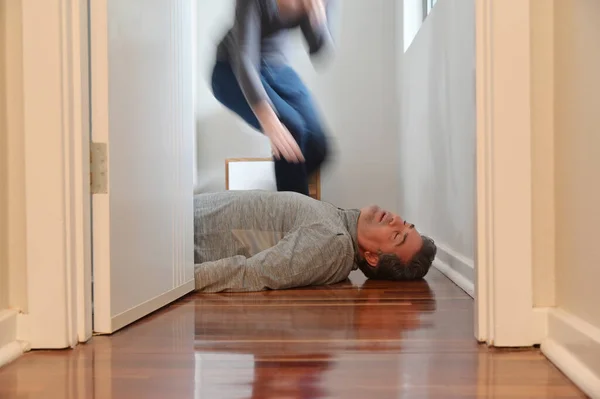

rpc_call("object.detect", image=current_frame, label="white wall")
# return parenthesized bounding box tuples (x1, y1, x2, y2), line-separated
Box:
(542, 1, 600, 394)
(0, 0, 27, 312)
(195, 0, 400, 211)
(0, 0, 25, 367)
(530, 0, 555, 308)
(399, 0, 476, 293)
(554, 0, 600, 343)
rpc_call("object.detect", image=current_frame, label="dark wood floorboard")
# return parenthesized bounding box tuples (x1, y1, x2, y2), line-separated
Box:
(0, 269, 587, 398)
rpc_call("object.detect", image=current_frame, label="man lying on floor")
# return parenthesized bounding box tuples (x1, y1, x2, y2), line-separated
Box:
(194, 190, 437, 293)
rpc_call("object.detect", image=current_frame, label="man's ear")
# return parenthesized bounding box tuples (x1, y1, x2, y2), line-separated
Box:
(364, 251, 379, 268)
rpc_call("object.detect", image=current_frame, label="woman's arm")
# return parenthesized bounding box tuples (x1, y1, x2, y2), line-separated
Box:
(229, 0, 268, 107)
(300, 0, 338, 56)
(230, 0, 304, 162)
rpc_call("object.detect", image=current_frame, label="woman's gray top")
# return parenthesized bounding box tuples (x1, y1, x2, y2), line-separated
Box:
(216, 0, 337, 106)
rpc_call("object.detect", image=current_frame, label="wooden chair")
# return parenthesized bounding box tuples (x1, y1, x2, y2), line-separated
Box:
(225, 157, 321, 200)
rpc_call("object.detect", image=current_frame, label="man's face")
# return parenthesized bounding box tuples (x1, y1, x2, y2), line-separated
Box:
(357, 205, 423, 267)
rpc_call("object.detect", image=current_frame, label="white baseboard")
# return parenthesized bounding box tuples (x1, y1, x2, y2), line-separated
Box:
(431, 242, 474, 297)
(107, 280, 195, 334)
(532, 307, 549, 344)
(0, 309, 27, 369)
(541, 308, 600, 399)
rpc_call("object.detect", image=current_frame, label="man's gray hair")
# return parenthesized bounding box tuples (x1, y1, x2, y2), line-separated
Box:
(357, 235, 437, 281)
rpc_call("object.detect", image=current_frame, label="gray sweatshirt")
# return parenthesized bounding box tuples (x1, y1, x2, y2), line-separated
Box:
(215, 0, 337, 106)
(194, 190, 360, 293)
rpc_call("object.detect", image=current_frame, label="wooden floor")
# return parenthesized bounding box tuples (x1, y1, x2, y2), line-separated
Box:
(0, 269, 586, 398)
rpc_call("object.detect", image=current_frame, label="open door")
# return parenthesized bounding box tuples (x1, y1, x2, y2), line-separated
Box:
(89, 0, 196, 334)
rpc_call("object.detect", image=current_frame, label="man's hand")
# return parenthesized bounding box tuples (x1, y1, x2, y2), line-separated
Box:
(303, 0, 327, 29)
(253, 100, 305, 163)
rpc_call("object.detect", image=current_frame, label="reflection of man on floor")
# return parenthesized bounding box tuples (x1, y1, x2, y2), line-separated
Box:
(193, 278, 436, 398)
(194, 190, 437, 293)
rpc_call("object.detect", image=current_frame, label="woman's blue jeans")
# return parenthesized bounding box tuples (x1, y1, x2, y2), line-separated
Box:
(211, 60, 330, 196)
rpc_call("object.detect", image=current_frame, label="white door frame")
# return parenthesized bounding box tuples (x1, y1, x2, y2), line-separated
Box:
(14, 0, 542, 349)
(474, 0, 546, 346)
(15, 0, 91, 348)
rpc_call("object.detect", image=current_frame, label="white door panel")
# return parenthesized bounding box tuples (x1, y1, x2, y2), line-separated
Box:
(90, 0, 195, 334)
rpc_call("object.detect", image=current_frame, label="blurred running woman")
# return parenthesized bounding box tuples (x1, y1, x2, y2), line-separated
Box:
(211, 0, 337, 196)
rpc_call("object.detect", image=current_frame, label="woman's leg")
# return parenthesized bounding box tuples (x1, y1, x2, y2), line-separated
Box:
(262, 65, 330, 178)
(211, 61, 311, 195)
(211, 61, 262, 131)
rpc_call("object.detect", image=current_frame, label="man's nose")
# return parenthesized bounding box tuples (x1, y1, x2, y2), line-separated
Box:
(391, 214, 404, 226)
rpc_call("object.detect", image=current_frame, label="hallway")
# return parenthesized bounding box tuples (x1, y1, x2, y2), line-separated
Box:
(0, 270, 585, 398)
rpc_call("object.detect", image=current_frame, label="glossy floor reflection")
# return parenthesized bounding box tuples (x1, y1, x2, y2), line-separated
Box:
(0, 269, 586, 398)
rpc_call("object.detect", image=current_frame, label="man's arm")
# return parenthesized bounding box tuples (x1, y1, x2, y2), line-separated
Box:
(300, 0, 338, 56)
(194, 224, 354, 293)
